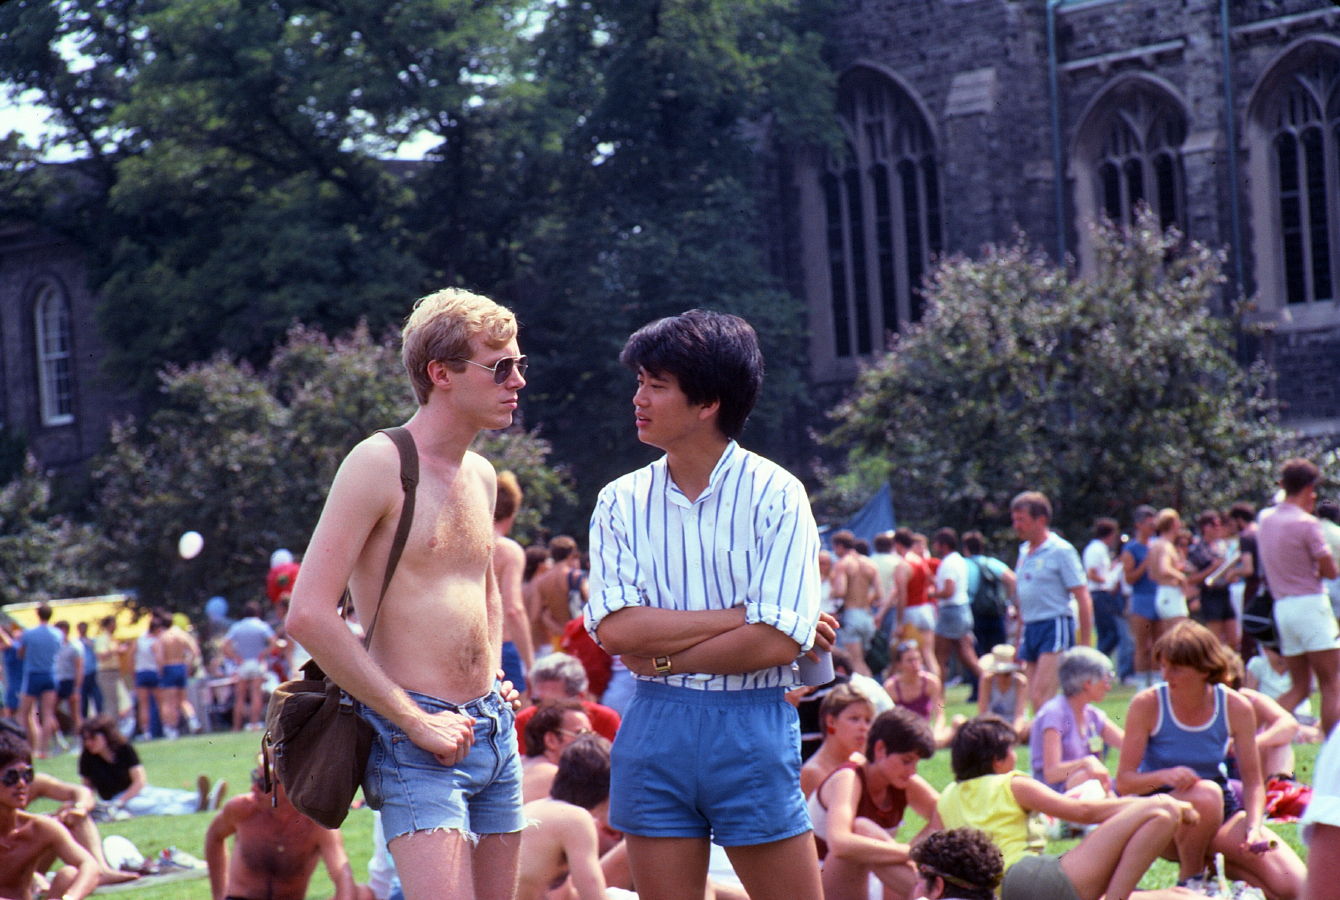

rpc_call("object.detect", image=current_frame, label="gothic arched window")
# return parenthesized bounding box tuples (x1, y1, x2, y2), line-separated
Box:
(1088, 87, 1187, 233)
(822, 69, 942, 358)
(34, 282, 74, 426)
(1268, 61, 1339, 306)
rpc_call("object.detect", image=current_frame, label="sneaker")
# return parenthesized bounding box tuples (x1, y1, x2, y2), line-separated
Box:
(207, 778, 228, 811)
(163, 727, 180, 741)
(196, 775, 210, 812)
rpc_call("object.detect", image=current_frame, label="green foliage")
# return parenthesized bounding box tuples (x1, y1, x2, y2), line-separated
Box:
(86, 324, 571, 614)
(0, 456, 111, 605)
(821, 211, 1296, 542)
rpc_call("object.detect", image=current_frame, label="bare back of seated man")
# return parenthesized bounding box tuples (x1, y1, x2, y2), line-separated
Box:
(534, 536, 584, 645)
(287, 288, 529, 900)
(205, 770, 373, 900)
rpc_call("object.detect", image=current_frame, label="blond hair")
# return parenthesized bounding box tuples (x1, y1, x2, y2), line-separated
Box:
(495, 470, 523, 523)
(401, 288, 517, 405)
(1154, 508, 1180, 536)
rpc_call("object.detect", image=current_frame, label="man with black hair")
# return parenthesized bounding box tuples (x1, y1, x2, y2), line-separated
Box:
(830, 530, 881, 676)
(930, 528, 981, 694)
(0, 730, 99, 900)
(587, 309, 834, 900)
(522, 700, 593, 803)
(1259, 457, 1340, 734)
(908, 828, 1003, 900)
(517, 735, 615, 900)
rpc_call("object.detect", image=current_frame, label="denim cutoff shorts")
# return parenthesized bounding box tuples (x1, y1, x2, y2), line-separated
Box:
(361, 686, 524, 842)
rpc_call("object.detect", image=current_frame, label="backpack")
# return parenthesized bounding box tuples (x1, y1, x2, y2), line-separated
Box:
(970, 558, 1009, 619)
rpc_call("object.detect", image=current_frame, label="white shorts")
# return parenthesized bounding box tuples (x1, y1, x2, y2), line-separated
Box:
(904, 604, 937, 633)
(236, 658, 265, 680)
(1155, 584, 1188, 620)
(1274, 593, 1340, 656)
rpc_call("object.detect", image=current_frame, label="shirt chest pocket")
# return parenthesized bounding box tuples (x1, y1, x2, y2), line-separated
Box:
(713, 548, 755, 603)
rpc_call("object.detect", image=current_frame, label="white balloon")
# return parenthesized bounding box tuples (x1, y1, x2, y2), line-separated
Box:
(270, 548, 294, 569)
(178, 531, 204, 560)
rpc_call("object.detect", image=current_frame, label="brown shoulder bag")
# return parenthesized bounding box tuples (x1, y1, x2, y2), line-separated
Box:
(261, 426, 418, 828)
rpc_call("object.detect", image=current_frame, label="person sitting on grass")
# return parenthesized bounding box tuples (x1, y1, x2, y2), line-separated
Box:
(807, 706, 939, 900)
(0, 730, 99, 900)
(522, 699, 594, 803)
(976, 644, 1030, 743)
(800, 683, 874, 799)
(1030, 646, 1125, 796)
(908, 827, 1003, 900)
(518, 734, 616, 900)
(933, 715, 1203, 900)
(1226, 652, 1303, 782)
(205, 763, 374, 900)
(77, 715, 225, 818)
(1116, 621, 1305, 898)
(884, 640, 951, 746)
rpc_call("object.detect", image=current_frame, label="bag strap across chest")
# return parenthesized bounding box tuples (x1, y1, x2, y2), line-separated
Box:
(355, 426, 419, 649)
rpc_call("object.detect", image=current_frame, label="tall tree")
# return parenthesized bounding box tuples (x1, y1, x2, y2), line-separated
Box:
(88, 323, 572, 613)
(502, 0, 838, 515)
(820, 212, 1297, 542)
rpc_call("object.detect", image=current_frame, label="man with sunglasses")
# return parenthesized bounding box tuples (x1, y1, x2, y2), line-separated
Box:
(0, 730, 99, 900)
(586, 310, 835, 900)
(288, 288, 529, 900)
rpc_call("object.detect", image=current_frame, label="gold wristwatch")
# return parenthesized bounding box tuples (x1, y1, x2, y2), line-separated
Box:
(653, 654, 673, 675)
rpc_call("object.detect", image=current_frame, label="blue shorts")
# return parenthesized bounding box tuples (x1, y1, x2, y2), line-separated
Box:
(159, 664, 188, 689)
(23, 671, 56, 697)
(610, 680, 810, 847)
(134, 670, 160, 689)
(935, 603, 974, 640)
(1019, 616, 1076, 663)
(57, 679, 77, 700)
(499, 641, 526, 695)
(1130, 588, 1158, 620)
(361, 686, 524, 842)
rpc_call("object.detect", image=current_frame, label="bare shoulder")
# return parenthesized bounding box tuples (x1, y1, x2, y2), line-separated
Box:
(463, 450, 499, 483)
(497, 535, 525, 565)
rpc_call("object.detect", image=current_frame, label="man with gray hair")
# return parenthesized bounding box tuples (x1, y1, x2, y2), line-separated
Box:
(513, 653, 621, 744)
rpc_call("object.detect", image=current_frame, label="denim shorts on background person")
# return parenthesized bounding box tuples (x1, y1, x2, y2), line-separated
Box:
(361, 686, 524, 843)
(934, 603, 974, 640)
(610, 680, 811, 847)
(1019, 616, 1076, 663)
(133, 670, 159, 690)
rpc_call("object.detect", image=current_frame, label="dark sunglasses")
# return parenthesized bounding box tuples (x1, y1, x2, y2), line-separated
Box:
(450, 355, 528, 384)
(1, 765, 35, 787)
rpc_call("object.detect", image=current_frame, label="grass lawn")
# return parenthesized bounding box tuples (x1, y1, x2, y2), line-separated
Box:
(31, 682, 1317, 897)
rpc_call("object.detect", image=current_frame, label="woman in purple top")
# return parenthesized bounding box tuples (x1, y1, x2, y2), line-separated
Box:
(883, 641, 949, 746)
(1029, 646, 1124, 794)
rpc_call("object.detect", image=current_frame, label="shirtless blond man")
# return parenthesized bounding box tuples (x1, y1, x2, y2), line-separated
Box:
(287, 288, 529, 900)
(154, 612, 199, 739)
(495, 471, 536, 695)
(533, 536, 585, 649)
(830, 531, 881, 676)
(205, 767, 374, 900)
(0, 732, 98, 900)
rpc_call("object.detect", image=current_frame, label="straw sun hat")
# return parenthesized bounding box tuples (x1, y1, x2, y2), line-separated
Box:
(979, 644, 1021, 675)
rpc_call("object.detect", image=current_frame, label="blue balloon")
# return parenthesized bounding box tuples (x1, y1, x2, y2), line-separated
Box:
(205, 596, 228, 621)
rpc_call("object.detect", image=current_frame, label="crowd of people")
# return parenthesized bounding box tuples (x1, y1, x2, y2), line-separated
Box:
(2, 288, 1340, 900)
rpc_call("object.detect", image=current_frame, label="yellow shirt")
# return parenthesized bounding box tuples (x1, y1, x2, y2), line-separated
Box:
(937, 772, 1046, 870)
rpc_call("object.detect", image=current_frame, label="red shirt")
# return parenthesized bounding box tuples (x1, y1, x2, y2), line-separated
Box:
(514, 699, 621, 745)
(905, 555, 933, 607)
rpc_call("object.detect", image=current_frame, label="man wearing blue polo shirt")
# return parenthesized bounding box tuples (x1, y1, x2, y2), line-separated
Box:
(18, 603, 63, 759)
(586, 309, 834, 900)
(1010, 491, 1093, 714)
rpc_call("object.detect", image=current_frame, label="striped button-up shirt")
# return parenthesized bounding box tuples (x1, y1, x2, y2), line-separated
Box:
(586, 440, 822, 691)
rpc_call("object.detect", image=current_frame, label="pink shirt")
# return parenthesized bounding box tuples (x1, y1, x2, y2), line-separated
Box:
(1258, 502, 1332, 598)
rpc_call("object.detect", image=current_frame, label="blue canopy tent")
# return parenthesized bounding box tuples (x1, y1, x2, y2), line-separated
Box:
(821, 483, 896, 548)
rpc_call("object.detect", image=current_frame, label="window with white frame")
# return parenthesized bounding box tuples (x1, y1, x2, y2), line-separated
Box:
(1268, 59, 1339, 306)
(821, 68, 942, 358)
(34, 282, 74, 425)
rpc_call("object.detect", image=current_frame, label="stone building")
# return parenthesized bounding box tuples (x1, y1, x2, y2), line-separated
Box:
(0, 222, 138, 476)
(780, 0, 1340, 431)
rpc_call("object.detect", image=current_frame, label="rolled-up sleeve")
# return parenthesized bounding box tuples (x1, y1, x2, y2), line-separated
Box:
(743, 479, 821, 652)
(586, 484, 645, 645)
